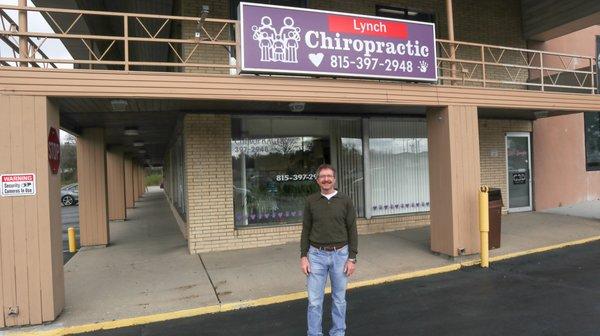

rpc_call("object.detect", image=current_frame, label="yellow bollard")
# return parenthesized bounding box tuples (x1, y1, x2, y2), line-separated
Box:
(479, 186, 489, 268)
(68, 227, 77, 253)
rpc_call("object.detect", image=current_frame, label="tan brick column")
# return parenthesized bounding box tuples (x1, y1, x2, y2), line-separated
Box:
(139, 165, 145, 196)
(0, 96, 64, 327)
(106, 149, 126, 220)
(184, 114, 234, 253)
(427, 105, 481, 257)
(76, 128, 109, 247)
(132, 163, 139, 202)
(124, 157, 134, 208)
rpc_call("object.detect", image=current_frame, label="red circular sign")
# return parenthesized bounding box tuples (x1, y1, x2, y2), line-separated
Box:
(48, 127, 60, 175)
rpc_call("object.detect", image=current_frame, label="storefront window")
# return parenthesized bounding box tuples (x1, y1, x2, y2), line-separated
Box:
(585, 112, 600, 171)
(232, 117, 363, 227)
(232, 116, 429, 227)
(331, 119, 365, 217)
(368, 119, 429, 216)
(169, 135, 186, 217)
(232, 135, 325, 226)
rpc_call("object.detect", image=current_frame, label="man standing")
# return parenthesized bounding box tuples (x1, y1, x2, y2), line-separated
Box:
(300, 164, 358, 336)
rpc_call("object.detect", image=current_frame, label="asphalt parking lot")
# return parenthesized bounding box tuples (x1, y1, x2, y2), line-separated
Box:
(70, 240, 600, 336)
(62, 205, 80, 264)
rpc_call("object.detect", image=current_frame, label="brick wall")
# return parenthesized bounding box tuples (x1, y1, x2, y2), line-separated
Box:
(181, 0, 232, 75)
(479, 119, 533, 210)
(184, 113, 430, 254)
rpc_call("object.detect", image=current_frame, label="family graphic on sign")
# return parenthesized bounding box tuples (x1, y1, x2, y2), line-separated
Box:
(252, 16, 301, 63)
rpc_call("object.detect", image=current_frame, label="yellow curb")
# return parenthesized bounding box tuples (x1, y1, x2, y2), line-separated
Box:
(8, 235, 600, 336)
(488, 235, 600, 263)
(347, 264, 462, 289)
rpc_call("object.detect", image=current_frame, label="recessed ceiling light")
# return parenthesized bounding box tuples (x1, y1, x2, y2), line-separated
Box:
(289, 102, 305, 112)
(124, 127, 139, 136)
(133, 141, 145, 147)
(111, 99, 128, 112)
(138, 149, 146, 154)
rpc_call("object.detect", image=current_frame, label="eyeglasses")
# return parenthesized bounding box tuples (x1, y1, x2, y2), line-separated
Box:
(318, 174, 334, 179)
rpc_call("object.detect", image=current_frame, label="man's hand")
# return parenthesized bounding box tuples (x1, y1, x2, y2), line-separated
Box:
(344, 260, 356, 277)
(300, 256, 311, 275)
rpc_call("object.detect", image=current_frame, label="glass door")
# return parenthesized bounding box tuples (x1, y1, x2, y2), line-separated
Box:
(506, 132, 532, 212)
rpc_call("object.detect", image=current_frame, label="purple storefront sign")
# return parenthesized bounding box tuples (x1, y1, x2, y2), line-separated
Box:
(239, 2, 437, 82)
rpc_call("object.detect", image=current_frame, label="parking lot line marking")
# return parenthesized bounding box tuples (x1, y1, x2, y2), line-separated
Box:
(9, 235, 600, 336)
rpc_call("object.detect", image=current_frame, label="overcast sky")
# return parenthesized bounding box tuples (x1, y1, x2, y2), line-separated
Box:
(0, 1, 75, 142)
(0, 0, 72, 65)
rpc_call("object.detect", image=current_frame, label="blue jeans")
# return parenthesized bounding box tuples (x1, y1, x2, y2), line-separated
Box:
(307, 245, 349, 336)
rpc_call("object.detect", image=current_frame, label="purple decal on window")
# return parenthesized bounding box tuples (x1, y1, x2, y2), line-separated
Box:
(240, 3, 437, 82)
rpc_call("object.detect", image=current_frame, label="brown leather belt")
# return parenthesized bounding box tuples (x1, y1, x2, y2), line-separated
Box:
(311, 243, 347, 251)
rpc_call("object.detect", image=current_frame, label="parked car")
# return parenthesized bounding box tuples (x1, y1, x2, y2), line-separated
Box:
(61, 183, 79, 206)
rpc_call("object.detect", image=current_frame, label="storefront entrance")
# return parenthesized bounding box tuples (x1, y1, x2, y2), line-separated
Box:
(506, 132, 533, 212)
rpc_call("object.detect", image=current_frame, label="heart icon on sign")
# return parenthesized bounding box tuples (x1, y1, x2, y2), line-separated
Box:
(308, 53, 324, 67)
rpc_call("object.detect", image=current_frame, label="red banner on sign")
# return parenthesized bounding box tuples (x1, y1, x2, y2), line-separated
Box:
(328, 15, 408, 39)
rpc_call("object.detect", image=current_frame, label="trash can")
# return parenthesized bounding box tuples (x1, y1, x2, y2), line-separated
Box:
(488, 188, 503, 249)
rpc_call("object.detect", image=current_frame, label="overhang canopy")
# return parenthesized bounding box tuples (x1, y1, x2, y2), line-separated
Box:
(521, 0, 600, 41)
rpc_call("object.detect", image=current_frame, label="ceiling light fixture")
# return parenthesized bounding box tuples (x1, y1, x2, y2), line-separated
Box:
(138, 149, 146, 154)
(133, 141, 145, 147)
(289, 102, 305, 113)
(111, 99, 128, 112)
(124, 127, 139, 136)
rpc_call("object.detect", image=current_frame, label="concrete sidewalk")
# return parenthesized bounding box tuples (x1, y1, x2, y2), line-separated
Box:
(57, 188, 218, 327)
(10, 188, 600, 334)
(542, 200, 600, 220)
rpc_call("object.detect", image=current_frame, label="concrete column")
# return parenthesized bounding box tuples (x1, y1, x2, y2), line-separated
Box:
(132, 163, 139, 202)
(139, 165, 145, 196)
(136, 165, 141, 198)
(0, 96, 64, 327)
(124, 158, 134, 208)
(76, 128, 109, 247)
(427, 105, 481, 257)
(106, 149, 126, 221)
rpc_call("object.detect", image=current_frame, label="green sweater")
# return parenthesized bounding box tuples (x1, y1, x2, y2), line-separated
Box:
(300, 191, 358, 259)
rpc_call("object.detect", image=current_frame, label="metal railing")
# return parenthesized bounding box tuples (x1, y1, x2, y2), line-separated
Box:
(436, 39, 596, 93)
(0, 4, 597, 94)
(0, 4, 237, 71)
(0, 8, 56, 68)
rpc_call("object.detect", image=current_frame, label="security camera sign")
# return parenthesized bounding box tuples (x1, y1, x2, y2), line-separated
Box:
(1, 173, 36, 197)
(239, 2, 437, 81)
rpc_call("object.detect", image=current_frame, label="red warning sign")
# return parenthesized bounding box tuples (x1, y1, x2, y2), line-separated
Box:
(1, 173, 36, 197)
